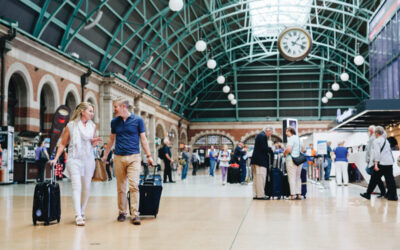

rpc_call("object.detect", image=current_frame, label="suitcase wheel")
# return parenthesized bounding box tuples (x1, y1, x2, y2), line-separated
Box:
(154, 215, 157, 218)
(45, 220, 49, 226)
(57, 218, 60, 223)
(33, 220, 37, 226)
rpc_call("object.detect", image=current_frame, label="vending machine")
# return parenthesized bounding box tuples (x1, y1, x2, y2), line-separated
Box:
(0, 126, 15, 184)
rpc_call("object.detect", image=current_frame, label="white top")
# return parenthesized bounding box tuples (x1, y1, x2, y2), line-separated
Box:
(65, 120, 96, 177)
(287, 135, 301, 160)
(372, 136, 394, 166)
(218, 150, 230, 167)
(365, 135, 375, 166)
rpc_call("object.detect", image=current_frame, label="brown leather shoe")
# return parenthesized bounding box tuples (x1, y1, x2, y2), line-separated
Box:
(131, 216, 141, 225)
(117, 213, 126, 222)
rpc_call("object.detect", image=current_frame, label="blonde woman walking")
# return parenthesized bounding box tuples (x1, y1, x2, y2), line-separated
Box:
(49, 102, 102, 226)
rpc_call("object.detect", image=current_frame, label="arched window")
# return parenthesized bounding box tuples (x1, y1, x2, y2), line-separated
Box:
(244, 134, 282, 146)
(194, 134, 233, 148)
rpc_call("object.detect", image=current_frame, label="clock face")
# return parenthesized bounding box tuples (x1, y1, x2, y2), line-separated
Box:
(278, 27, 312, 61)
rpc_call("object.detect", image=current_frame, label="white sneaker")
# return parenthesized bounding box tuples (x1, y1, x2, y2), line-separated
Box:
(75, 216, 85, 226)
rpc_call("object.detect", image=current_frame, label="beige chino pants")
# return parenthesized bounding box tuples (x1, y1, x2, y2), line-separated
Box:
(114, 154, 141, 216)
(252, 164, 267, 198)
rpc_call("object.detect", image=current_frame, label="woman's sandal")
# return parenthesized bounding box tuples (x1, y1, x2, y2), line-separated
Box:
(75, 216, 85, 226)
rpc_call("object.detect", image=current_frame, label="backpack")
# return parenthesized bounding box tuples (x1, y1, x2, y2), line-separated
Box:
(158, 147, 165, 160)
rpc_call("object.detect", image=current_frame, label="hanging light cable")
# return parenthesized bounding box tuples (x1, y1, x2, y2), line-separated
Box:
(195, 26, 207, 52)
(217, 67, 225, 84)
(207, 45, 217, 69)
(326, 83, 333, 99)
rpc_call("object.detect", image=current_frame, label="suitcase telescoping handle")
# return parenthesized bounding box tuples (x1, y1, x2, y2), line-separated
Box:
(143, 163, 157, 181)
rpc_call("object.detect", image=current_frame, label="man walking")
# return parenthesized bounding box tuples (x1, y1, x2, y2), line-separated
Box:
(102, 97, 154, 225)
(250, 126, 274, 199)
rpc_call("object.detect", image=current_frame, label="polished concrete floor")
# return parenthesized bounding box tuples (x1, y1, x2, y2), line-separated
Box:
(1, 168, 400, 250)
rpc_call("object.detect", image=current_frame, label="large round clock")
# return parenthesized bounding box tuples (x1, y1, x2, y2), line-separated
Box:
(277, 27, 312, 61)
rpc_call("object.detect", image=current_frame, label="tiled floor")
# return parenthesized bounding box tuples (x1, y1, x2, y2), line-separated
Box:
(1, 168, 400, 250)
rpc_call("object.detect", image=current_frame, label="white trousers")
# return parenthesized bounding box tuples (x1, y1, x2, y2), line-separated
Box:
(286, 159, 302, 195)
(335, 161, 348, 185)
(70, 173, 92, 217)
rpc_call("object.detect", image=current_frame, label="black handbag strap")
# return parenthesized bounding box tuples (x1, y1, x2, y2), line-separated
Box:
(380, 139, 386, 153)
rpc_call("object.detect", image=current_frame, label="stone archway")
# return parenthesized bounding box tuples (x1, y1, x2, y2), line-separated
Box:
(7, 73, 28, 131)
(85, 91, 99, 123)
(65, 92, 78, 113)
(39, 84, 56, 133)
(180, 130, 187, 145)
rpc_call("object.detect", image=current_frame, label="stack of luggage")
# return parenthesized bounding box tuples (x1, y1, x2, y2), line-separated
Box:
(265, 153, 307, 199)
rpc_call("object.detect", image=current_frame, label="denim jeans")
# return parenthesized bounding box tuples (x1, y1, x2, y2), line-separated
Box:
(209, 160, 216, 176)
(181, 163, 188, 180)
(324, 158, 332, 180)
(240, 164, 246, 183)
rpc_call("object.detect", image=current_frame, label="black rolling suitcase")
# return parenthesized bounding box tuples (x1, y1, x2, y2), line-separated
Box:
(32, 163, 61, 225)
(227, 167, 240, 184)
(281, 158, 291, 198)
(301, 168, 307, 198)
(128, 166, 162, 217)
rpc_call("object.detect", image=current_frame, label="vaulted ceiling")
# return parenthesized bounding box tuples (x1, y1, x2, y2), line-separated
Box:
(1, 0, 382, 121)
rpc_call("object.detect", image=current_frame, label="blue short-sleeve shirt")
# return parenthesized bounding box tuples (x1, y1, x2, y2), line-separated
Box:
(334, 147, 348, 162)
(111, 114, 145, 155)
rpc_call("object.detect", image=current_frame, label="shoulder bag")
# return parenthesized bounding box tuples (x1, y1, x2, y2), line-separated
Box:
(291, 138, 307, 166)
(92, 159, 107, 182)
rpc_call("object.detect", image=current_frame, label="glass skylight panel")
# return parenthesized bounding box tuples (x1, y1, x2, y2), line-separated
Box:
(249, 0, 312, 37)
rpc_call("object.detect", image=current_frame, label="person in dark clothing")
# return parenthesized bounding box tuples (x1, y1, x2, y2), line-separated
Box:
(191, 149, 200, 176)
(324, 141, 332, 180)
(101, 144, 113, 181)
(163, 138, 175, 183)
(234, 142, 247, 184)
(250, 126, 274, 200)
(35, 138, 49, 182)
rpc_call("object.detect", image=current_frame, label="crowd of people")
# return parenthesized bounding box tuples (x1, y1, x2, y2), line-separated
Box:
(33, 99, 400, 226)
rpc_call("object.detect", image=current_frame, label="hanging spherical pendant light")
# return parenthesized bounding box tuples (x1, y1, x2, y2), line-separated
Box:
(332, 75, 340, 91)
(354, 55, 364, 66)
(222, 85, 230, 93)
(326, 91, 333, 99)
(217, 75, 225, 84)
(169, 0, 184, 11)
(354, 42, 365, 66)
(321, 96, 328, 104)
(228, 93, 234, 100)
(332, 82, 340, 91)
(340, 63, 349, 82)
(231, 99, 237, 105)
(207, 58, 217, 69)
(195, 40, 207, 52)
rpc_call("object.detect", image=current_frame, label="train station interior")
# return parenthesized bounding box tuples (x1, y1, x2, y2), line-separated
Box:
(0, 0, 400, 249)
